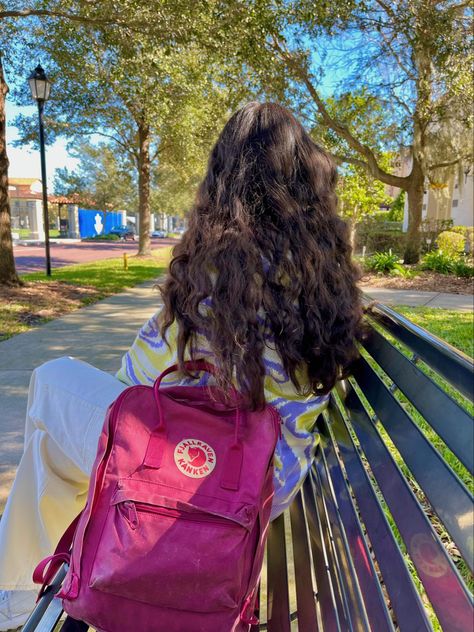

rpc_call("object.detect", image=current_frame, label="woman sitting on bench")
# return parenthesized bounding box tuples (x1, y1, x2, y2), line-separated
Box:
(0, 102, 362, 631)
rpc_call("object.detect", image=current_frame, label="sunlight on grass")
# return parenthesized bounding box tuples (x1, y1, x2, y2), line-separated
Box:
(0, 248, 172, 341)
(395, 306, 473, 358)
(22, 247, 172, 293)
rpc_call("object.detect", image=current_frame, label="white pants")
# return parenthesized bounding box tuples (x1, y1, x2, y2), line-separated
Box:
(0, 357, 127, 590)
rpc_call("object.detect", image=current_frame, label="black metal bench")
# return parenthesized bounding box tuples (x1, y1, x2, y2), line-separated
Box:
(22, 301, 474, 632)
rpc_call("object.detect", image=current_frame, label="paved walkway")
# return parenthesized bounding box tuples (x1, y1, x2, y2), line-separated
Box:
(0, 284, 472, 511)
(361, 286, 473, 312)
(0, 281, 162, 511)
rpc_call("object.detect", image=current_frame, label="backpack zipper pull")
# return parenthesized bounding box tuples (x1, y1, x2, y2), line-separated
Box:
(120, 501, 139, 529)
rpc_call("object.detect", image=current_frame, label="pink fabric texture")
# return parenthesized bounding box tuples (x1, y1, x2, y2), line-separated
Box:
(35, 361, 279, 631)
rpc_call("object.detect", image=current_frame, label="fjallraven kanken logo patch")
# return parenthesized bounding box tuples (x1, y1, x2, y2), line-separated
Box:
(174, 438, 216, 478)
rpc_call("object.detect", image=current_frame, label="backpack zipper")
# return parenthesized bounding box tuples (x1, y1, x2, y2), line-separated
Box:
(119, 500, 243, 531)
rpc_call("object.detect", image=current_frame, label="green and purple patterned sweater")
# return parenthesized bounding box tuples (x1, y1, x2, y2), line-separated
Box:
(116, 310, 328, 519)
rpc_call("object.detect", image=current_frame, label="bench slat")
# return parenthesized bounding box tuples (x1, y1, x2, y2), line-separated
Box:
(344, 380, 474, 632)
(266, 513, 291, 632)
(289, 492, 320, 631)
(312, 463, 357, 630)
(313, 452, 373, 632)
(303, 476, 344, 631)
(318, 413, 395, 632)
(353, 356, 474, 571)
(328, 397, 433, 631)
(366, 303, 474, 400)
(363, 326, 474, 472)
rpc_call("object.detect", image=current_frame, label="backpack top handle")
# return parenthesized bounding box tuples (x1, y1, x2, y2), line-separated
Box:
(145, 360, 244, 490)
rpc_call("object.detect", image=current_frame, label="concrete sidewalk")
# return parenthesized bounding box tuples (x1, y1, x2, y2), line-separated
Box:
(0, 281, 162, 510)
(361, 286, 473, 312)
(0, 283, 472, 511)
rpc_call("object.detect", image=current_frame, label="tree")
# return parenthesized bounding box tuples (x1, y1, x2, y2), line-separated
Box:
(0, 0, 231, 282)
(54, 141, 136, 212)
(11, 14, 244, 256)
(220, 0, 473, 262)
(0, 54, 21, 285)
(337, 163, 394, 248)
(0, 0, 175, 283)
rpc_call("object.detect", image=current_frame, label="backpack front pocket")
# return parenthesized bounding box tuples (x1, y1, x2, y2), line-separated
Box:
(88, 481, 256, 613)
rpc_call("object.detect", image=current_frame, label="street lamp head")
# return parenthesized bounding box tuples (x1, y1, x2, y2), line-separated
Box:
(28, 64, 51, 102)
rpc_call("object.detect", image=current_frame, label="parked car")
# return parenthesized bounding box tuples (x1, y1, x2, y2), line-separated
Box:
(109, 226, 137, 241)
(151, 230, 168, 238)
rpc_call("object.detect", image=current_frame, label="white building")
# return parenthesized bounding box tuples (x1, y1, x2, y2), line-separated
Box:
(403, 168, 474, 231)
(9, 178, 45, 240)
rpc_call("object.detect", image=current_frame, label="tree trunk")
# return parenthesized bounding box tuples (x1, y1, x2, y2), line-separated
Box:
(349, 217, 357, 252)
(0, 56, 22, 286)
(403, 40, 432, 265)
(137, 120, 152, 256)
(404, 158, 425, 264)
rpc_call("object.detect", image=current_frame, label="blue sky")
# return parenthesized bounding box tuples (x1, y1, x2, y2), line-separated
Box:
(6, 101, 79, 188)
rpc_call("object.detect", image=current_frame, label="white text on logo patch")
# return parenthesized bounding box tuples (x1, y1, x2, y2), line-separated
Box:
(174, 439, 216, 478)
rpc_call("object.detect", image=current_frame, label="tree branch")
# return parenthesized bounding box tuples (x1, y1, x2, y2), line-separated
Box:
(0, 8, 119, 24)
(428, 156, 471, 170)
(332, 154, 371, 170)
(271, 38, 410, 190)
(0, 8, 168, 35)
(70, 128, 137, 160)
(378, 30, 416, 81)
(373, 0, 398, 21)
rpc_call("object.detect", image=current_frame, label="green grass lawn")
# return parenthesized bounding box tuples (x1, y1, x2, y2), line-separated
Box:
(23, 247, 172, 294)
(0, 248, 172, 341)
(395, 306, 473, 358)
(14, 228, 60, 238)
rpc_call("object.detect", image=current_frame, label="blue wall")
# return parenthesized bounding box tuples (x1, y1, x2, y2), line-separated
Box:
(78, 209, 123, 238)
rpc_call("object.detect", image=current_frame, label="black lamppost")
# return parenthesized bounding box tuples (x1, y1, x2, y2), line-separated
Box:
(28, 64, 52, 276)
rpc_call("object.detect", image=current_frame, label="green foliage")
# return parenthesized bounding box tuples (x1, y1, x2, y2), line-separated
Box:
(421, 251, 455, 274)
(449, 226, 474, 252)
(453, 259, 474, 278)
(422, 239, 474, 276)
(437, 231, 465, 258)
(337, 156, 394, 226)
(83, 234, 120, 241)
(387, 191, 405, 222)
(356, 225, 406, 256)
(366, 251, 405, 275)
(54, 141, 135, 212)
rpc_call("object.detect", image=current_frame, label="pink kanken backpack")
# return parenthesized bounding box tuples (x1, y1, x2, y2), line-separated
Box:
(34, 360, 281, 632)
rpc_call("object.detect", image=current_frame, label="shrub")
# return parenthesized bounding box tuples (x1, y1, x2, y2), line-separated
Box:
(421, 251, 455, 274)
(449, 226, 466, 235)
(453, 259, 474, 278)
(83, 234, 120, 242)
(367, 251, 403, 275)
(449, 226, 474, 252)
(437, 231, 465, 258)
(356, 226, 406, 255)
(420, 218, 454, 253)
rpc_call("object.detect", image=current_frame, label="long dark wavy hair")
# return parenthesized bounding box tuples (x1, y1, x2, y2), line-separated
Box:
(160, 102, 362, 410)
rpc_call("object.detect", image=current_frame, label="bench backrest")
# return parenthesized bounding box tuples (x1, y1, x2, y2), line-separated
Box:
(22, 303, 474, 632)
(263, 302, 473, 632)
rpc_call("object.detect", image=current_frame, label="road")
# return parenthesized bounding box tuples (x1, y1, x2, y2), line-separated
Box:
(14, 237, 177, 274)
